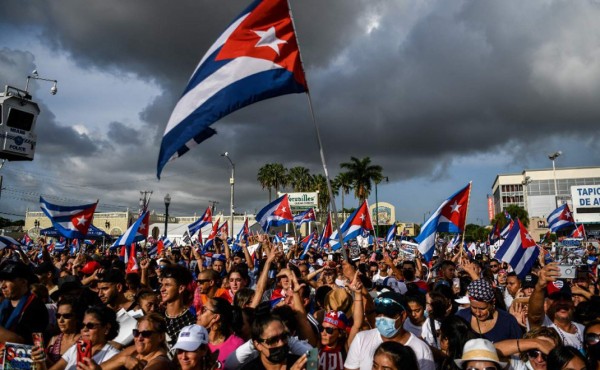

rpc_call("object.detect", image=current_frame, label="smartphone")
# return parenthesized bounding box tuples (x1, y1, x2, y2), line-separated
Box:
(452, 277, 460, 289)
(558, 265, 577, 279)
(76, 339, 92, 363)
(306, 347, 318, 370)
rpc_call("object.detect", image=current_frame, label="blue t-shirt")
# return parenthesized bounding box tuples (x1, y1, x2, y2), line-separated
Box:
(457, 307, 523, 343)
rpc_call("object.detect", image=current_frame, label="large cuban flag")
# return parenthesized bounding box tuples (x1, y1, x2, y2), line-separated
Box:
(329, 201, 373, 251)
(318, 213, 333, 250)
(494, 218, 539, 279)
(255, 194, 294, 231)
(112, 211, 150, 248)
(415, 183, 471, 261)
(157, 0, 308, 178)
(547, 204, 575, 232)
(40, 197, 98, 239)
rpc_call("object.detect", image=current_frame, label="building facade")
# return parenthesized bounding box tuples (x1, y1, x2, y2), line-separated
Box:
(491, 166, 600, 238)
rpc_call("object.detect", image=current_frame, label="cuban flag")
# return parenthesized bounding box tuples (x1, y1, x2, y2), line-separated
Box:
(488, 221, 501, 245)
(125, 243, 139, 274)
(236, 218, 250, 244)
(329, 201, 374, 250)
(494, 218, 539, 279)
(500, 220, 514, 238)
(415, 183, 471, 261)
(293, 208, 316, 228)
(571, 224, 586, 238)
(256, 194, 294, 231)
(157, 0, 308, 178)
(540, 230, 551, 244)
(0, 236, 21, 250)
(318, 213, 333, 250)
(188, 207, 212, 236)
(547, 204, 575, 232)
(217, 220, 229, 237)
(448, 234, 461, 249)
(40, 197, 98, 239)
(273, 231, 287, 244)
(111, 211, 150, 248)
(203, 217, 221, 251)
(385, 225, 396, 244)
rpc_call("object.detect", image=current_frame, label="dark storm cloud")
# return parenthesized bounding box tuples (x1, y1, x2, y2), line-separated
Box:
(107, 121, 143, 146)
(1, 1, 600, 217)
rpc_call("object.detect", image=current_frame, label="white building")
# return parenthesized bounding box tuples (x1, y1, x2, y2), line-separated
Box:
(491, 166, 600, 238)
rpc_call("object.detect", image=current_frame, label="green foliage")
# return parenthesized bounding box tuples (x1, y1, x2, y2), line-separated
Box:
(257, 163, 289, 202)
(340, 156, 383, 204)
(491, 204, 530, 228)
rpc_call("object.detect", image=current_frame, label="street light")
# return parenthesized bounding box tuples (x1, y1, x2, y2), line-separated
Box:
(375, 176, 389, 234)
(548, 151, 562, 205)
(521, 175, 532, 213)
(164, 194, 171, 239)
(221, 152, 235, 236)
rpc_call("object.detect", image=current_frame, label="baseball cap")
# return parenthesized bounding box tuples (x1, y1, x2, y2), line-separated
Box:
(323, 310, 350, 330)
(80, 261, 102, 275)
(522, 274, 538, 289)
(374, 291, 406, 317)
(0, 261, 38, 284)
(547, 280, 572, 298)
(172, 325, 209, 351)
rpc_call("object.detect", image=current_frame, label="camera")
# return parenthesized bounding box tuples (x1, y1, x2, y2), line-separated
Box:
(558, 265, 577, 279)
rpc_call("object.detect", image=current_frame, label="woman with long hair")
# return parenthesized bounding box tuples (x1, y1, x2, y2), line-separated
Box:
(44, 297, 85, 366)
(438, 316, 477, 370)
(547, 346, 589, 370)
(196, 297, 245, 365)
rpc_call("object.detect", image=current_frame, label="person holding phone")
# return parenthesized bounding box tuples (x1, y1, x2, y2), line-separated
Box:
(32, 305, 120, 370)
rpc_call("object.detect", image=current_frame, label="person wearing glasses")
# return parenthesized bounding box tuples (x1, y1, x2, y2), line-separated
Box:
(173, 324, 220, 370)
(44, 297, 85, 366)
(494, 326, 560, 370)
(241, 314, 308, 370)
(196, 297, 245, 366)
(344, 291, 434, 370)
(454, 338, 506, 370)
(194, 269, 227, 311)
(583, 319, 600, 369)
(33, 305, 120, 370)
(95, 313, 174, 370)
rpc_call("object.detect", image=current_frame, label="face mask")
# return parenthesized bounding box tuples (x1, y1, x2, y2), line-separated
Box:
(423, 310, 429, 319)
(267, 344, 289, 364)
(375, 316, 400, 338)
(335, 279, 346, 287)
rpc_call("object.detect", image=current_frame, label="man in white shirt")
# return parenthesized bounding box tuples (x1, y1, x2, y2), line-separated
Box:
(344, 291, 434, 370)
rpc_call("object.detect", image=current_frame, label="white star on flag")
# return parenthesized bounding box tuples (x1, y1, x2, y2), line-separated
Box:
(253, 27, 287, 55)
(76, 215, 87, 225)
(564, 211, 571, 219)
(360, 214, 366, 221)
(139, 223, 146, 231)
(449, 201, 462, 213)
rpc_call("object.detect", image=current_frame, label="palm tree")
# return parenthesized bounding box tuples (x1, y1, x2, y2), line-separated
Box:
(257, 163, 289, 202)
(288, 166, 313, 192)
(257, 164, 275, 202)
(340, 156, 383, 204)
(334, 172, 353, 219)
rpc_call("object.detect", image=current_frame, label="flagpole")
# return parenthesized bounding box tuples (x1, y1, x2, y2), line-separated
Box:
(287, 1, 348, 261)
(461, 181, 473, 258)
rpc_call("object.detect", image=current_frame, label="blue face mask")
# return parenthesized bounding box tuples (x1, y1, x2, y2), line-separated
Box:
(375, 316, 400, 338)
(424, 310, 429, 319)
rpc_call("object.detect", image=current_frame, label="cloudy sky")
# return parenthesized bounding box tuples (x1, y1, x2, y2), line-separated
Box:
(1, 0, 599, 227)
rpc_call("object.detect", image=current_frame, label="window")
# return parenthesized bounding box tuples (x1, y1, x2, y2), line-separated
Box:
(6, 108, 34, 131)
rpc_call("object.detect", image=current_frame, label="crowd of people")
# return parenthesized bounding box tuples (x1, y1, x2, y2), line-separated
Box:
(1, 233, 600, 370)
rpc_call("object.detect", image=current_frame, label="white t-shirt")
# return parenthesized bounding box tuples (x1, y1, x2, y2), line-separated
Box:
(344, 329, 435, 370)
(421, 318, 441, 349)
(224, 336, 313, 369)
(62, 343, 120, 370)
(527, 316, 584, 350)
(503, 288, 514, 309)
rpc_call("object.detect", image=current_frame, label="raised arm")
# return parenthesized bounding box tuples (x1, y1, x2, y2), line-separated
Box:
(249, 247, 277, 308)
(528, 263, 560, 329)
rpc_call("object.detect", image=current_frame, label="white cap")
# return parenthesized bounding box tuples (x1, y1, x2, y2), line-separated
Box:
(455, 295, 470, 305)
(172, 325, 209, 352)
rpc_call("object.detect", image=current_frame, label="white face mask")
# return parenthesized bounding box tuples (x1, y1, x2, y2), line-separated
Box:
(335, 278, 346, 287)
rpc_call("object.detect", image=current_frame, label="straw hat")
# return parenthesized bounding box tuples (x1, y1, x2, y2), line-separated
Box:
(454, 338, 507, 368)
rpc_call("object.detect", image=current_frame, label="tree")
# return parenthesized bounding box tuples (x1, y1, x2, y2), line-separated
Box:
(491, 204, 530, 229)
(334, 172, 353, 220)
(340, 157, 383, 204)
(287, 166, 313, 192)
(257, 163, 288, 202)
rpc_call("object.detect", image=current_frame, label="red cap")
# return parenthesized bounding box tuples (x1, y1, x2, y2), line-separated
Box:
(80, 261, 101, 275)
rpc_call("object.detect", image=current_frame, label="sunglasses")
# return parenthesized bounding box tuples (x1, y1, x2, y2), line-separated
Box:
(586, 333, 600, 345)
(257, 332, 289, 346)
(82, 322, 102, 330)
(133, 329, 156, 338)
(319, 326, 338, 334)
(56, 313, 74, 320)
(490, 264, 499, 268)
(527, 350, 547, 361)
(374, 297, 406, 311)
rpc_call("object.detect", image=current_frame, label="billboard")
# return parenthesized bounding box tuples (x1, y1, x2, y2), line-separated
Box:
(571, 185, 600, 223)
(281, 192, 318, 209)
(369, 202, 395, 225)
